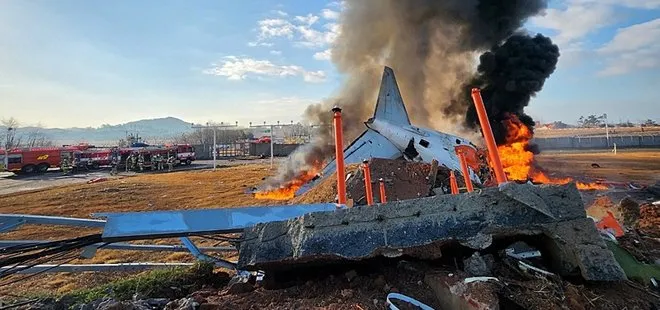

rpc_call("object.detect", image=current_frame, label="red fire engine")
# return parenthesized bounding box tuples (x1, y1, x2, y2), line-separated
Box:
(0, 144, 195, 174)
(0, 146, 80, 174)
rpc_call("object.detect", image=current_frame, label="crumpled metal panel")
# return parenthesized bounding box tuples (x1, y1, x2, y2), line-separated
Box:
(296, 129, 401, 196)
(95, 204, 339, 240)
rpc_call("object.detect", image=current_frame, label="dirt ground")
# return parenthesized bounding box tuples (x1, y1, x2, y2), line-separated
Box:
(534, 127, 660, 138)
(536, 149, 660, 184)
(1, 150, 659, 304)
(0, 164, 285, 296)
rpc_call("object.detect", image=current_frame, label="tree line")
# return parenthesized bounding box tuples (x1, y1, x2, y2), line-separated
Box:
(577, 115, 658, 128)
(1, 117, 54, 149)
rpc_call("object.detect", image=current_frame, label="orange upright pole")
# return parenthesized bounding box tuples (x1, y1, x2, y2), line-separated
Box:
(333, 106, 347, 205)
(471, 88, 507, 185)
(379, 178, 387, 203)
(450, 171, 459, 195)
(457, 152, 474, 192)
(362, 159, 374, 206)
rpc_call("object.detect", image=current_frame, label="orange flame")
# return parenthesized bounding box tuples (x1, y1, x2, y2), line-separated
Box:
(254, 160, 324, 201)
(497, 115, 607, 190)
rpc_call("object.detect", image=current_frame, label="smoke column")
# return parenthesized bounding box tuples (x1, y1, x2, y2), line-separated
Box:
(462, 34, 560, 145)
(259, 0, 552, 191)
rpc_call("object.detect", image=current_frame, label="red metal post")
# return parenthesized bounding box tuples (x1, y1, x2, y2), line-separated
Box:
(379, 178, 387, 203)
(450, 171, 459, 195)
(362, 159, 374, 206)
(471, 88, 507, 185)
(457, 152, 474, 192)
(332, 106, 347, 205)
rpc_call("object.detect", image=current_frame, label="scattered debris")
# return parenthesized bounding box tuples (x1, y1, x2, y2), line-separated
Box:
(239, 183, 626, 281)
(463, 252, 493, 276)
(505, 241, 541, 260)
(386, 293, 434, 310)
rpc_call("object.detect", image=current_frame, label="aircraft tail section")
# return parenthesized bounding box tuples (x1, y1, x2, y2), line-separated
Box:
(372, 66, 411, 126)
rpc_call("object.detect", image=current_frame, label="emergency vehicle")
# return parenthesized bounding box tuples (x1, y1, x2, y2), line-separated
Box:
(0, 144, 196, 174)
(0, 146, 80, 174)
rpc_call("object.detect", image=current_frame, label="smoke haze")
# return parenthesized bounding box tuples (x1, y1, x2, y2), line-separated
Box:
(259, 0, 557, 191)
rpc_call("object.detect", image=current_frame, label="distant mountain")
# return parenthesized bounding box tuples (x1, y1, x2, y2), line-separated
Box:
(1, 117, 194, 146)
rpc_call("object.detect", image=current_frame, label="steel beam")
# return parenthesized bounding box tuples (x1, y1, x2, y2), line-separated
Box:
(94, 203, 340, 240)
(0, 263, 195, 274)
(0, 214, 106, 234)
(180, 237, 236, 270)
(0, 240, 235, 252)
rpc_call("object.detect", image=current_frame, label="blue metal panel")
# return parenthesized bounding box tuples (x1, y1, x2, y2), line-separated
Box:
(95, 203, 339, 240)
(0, 214, 106, 233)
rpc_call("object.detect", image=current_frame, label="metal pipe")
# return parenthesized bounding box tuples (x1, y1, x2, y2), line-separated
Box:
(332, 106, 347, 205)
(379, 178, 387, 203)
(449, 171, 459, 195)
(457, 152, 474, 192)
(470, 88, 507, 185)
(362, 160, 374, 206)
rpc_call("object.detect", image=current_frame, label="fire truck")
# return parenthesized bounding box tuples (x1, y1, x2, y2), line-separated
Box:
(0, 144, 195, 174)
(173, 144, 195, 165)
(0, 146, 80, 174)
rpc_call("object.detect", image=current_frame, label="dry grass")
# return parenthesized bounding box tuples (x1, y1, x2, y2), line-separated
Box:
(0, 164, 287, 296)
(535, 127, 660, 138)
(536, 149, 660, 184)
(1, 150, 658, 296)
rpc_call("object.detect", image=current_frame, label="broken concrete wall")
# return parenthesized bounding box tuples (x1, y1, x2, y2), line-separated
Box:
(238, 183, 626, 281)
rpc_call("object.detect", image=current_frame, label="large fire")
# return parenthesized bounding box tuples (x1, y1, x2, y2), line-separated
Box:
(498, 115, 607, 190)
(254, 161, 323, 201)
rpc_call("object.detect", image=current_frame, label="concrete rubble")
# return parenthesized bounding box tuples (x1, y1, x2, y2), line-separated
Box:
(238, 183, 626, 281)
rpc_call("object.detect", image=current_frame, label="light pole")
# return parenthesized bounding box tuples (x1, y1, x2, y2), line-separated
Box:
(250, 121, 298, 168)
(603, 113, 610, 147)
(192, 122, 238, 171)
(3, 127, 13, 172)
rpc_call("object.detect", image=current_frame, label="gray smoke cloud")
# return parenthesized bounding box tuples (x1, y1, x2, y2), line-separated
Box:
(259, 0, 549, 191)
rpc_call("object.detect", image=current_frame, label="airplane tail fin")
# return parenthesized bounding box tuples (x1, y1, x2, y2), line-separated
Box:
(371, 66, 411, 126)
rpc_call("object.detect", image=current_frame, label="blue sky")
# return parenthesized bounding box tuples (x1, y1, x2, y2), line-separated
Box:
(0, 0, 658, 128)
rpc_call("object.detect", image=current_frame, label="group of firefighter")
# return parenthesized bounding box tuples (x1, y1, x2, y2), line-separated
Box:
(60, 148, 176, 176)
(119, 152, 176, 171)
(117, 151, 176, 175)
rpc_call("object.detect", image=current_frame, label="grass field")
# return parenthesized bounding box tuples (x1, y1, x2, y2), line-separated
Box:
(534, 126, 660, 138)
(0, 149, 658, 296)
(536, 149, 660, 183)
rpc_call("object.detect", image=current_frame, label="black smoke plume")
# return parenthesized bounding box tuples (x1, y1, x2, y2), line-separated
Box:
(259, 0, 553, 192)
(464, 34, 560, 145)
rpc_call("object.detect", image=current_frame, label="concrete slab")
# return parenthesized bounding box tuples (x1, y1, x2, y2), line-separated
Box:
(238, 183, 626, 281)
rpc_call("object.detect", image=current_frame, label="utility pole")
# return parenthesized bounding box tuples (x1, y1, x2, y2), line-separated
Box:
(602, 113, 610, 147)
(192, 122, 238, 171)
(3, 127, 12, 172)
(250, 121, 302, 168)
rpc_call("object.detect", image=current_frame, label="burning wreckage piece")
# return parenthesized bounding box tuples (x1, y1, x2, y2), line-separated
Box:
(238, 183, 626, 282)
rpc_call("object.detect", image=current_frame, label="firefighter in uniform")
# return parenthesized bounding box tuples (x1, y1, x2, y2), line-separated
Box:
(167, 155, 175, 172)
(61, 157, 70, 175)
(110, 148, 119, 175)
(137, 153, 145, 171)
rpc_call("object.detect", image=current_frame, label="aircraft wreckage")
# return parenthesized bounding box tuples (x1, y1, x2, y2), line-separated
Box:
(0, 67, 626, 288)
